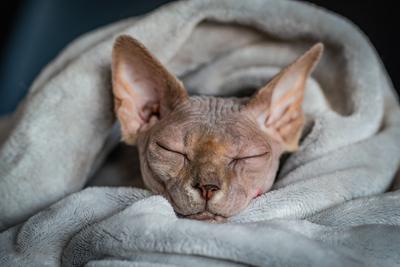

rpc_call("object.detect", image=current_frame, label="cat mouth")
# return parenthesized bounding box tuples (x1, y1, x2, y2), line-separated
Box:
(184, 211, 227, 222)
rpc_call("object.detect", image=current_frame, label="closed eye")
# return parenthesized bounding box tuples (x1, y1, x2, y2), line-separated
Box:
(156, 142, 190, 161)
(229, 151, 269, 165)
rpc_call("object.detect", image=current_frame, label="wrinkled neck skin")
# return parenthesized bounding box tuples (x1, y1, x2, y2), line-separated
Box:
(135, 96, 285, 221)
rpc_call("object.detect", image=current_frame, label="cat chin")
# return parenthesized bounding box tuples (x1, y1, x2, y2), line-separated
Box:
(183, 211, 227, 223)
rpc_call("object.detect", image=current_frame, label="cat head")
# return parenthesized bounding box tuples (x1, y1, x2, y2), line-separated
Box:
(111, 36, 322, 220)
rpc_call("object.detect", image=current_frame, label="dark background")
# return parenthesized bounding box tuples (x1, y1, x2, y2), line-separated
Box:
(0, 0, 398, 115)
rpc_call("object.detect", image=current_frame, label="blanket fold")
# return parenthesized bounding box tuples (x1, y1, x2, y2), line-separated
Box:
(2, 188, 400, 266)
(1, 0, 399, 266)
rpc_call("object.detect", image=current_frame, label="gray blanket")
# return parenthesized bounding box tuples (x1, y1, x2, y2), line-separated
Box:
(1, 0, 400, 266)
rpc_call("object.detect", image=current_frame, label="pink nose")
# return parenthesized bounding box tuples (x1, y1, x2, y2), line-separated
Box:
(194, 183, 220, 200)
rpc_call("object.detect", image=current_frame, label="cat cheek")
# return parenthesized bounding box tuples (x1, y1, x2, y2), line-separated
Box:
(251, 156, 271, 169)
(164, 155, 186, 178)
(148, 158, 184, 182)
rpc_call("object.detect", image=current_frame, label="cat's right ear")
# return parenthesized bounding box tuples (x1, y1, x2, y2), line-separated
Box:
(243, 43, 323, 151)
(112, 35, 188, 145)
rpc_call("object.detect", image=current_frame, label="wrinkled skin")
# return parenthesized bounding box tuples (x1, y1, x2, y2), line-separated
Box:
(136, 97, 283, 220)
(111, 35, 323, 221)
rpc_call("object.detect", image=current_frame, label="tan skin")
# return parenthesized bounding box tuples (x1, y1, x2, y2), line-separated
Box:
(112, 36, 323, 222)
(136, 97, 283, 221)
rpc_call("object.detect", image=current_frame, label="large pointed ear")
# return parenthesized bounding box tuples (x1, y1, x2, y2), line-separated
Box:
(112, 35, 188, 145)
(244, 43, 323, 152)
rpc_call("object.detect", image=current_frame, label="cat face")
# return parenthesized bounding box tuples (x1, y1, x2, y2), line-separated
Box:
(111, 35, 322, 221)
(135, 96, 283, 220)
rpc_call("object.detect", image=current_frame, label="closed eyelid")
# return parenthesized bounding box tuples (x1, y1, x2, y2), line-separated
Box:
(233, 151, 270, 161)
(156, 142, 180, 153)
(156, 142, 189, 160)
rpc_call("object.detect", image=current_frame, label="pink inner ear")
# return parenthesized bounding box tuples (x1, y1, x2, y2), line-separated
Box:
(112, 36, 189, 144)
(117, 62, 161, 118)
(140, 102, 160, 123)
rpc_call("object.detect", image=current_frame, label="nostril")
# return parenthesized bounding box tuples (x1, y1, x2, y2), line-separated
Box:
(193, 183, 220, 200)
(192, 182, 201, 190)
(203, 184, 220, 192)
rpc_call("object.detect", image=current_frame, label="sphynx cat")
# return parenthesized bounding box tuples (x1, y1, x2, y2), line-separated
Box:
(111, 35, 323, 221)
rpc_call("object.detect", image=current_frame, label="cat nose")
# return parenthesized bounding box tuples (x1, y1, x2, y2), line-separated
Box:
(194, 183, 220, 201)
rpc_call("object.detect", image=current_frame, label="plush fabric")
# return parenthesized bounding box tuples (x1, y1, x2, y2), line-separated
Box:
(1, 0, 399, 266)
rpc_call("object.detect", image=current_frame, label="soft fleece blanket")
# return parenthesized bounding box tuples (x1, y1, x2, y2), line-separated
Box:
(1, 0, 400, 266)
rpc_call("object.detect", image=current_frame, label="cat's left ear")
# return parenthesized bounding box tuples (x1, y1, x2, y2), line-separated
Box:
(244, 43, 323, 151)
(112, 35, 188, 145)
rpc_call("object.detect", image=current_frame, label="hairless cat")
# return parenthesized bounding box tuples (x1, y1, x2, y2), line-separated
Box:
(111, 35, 323, 222)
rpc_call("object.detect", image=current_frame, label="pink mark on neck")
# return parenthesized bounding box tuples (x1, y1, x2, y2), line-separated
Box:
(254, 188, 263, 198)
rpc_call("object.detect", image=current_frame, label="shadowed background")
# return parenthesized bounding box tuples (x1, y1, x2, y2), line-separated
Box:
(0, 0, 398, 115)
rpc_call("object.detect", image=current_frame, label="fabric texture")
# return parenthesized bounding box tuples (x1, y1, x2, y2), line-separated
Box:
(1, 0, 400, 266)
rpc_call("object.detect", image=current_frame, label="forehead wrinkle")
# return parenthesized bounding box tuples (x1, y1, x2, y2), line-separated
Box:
(180, 96, 243, 121)
(169, 95, 260, 154)
(171, 96, 247, 131)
